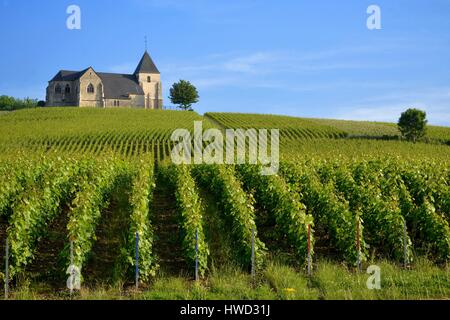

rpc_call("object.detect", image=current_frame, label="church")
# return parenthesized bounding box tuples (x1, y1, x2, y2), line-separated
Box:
(46, 51, 163, 109)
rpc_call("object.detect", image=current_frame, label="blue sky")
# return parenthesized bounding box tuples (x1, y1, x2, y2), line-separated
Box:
(1, 0, 449, 125)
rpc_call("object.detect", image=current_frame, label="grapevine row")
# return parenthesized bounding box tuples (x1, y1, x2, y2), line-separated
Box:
(160, 164, 209, 276)
(237, 164, 313, 264)
(194, 164, 267, 269)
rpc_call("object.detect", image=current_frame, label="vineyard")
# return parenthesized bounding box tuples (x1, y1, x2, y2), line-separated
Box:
(206, 112, 450, 143)
(0, 108, 449, 300)
(0, 108, 213, 161)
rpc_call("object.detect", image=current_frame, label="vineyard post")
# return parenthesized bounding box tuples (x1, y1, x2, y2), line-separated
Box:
(403, 220, 408, 268)
(135, 232, 139, 290)
(4, 238, 9, 300)
(251, 225, 255, 278)
(356, 216, 361, 272)
(307, 224, 311, 277)
(195, 228, 199, 282)
(70, 241, 74, 296)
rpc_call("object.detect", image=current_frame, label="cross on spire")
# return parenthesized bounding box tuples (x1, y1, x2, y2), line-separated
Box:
(145, 36, 148, 51)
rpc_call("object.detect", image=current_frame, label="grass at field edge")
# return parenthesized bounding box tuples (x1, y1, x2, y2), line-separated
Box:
(4, 257, 449, 300)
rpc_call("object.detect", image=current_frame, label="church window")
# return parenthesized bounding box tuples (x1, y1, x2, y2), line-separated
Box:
(65, 84, 71, 94)
(55, 84, 62, 94)
(147, 76, 151, 83)
(87, 83, 95, 94)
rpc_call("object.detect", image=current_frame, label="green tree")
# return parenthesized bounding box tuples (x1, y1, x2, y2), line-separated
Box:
(398, 108, 428, 143)
(169, 80, 199, 111)
(0, 95, 16, 111)
(0, 95, 39, 111)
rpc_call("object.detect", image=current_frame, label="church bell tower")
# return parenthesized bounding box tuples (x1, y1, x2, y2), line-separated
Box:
(135, 51, 163, 110)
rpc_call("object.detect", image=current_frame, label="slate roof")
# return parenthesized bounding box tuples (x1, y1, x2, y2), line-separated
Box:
(134, 51, 160, 74)
(97, 73, 144, 99)
(50, 69, 88, 82)
(48, 51, 159, 99)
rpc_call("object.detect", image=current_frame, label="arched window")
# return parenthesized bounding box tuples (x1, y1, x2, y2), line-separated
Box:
(65, 84, 71, 94)
(147, 76, 151, 83)
(55, 84, 62, 94)
(87, 83, 94, 94)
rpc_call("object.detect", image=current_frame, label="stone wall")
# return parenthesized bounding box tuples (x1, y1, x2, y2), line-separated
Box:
(136, 72, 163, 109)
(46, 81, 78, 106)
(78, 68, 103, 107)
(104, 95, 145, 108)
(46, 67, 163, 109)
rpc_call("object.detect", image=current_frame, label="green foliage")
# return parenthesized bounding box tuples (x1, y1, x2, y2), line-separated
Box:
(281, 162, 365, 266)
(398, 108, 428, 142)
(398, 166, 450, 262)
(208, 112, 450, 146)
(169, 80, 200, 111)
(0, 108, 213, 159)
(0, 95, 39, 111)
(161, 164, 209, 277)
(66, 158, 125, 275)
(206, 112, 347, 140)
(124, 158, 158, 281)
(237, 164, 314, 264)
(194, 164, 267, 269)
(7, 158, 79, 277)
(319, 163, 411, 261)
(0, 161, 33, 218)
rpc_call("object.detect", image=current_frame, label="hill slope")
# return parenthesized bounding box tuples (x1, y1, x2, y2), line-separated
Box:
(0, 108, 448, 160)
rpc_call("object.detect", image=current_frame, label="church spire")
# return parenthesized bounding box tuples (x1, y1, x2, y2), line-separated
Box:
(134, 51, 160, 74)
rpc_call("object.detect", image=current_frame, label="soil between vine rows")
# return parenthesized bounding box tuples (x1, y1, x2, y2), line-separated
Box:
(152, 174, 187, 277)
(83, 189, 131, 286)
(198, 187, 234, 268)
(25, 207, 70, 289)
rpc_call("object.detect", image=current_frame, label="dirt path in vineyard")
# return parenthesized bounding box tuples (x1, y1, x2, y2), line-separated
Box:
(25, 207, 70, 290)
(152, 173, 187, 276)
(198, 187, 235, 269)
(83, 187, 131, 286)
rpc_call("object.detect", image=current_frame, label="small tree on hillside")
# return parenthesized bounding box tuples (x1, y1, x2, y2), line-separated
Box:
(169, 80, 199, 111)
(398, 108, 428, 143)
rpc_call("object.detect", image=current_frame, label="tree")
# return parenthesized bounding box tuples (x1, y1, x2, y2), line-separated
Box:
(169, 80, 199, 111)
(398, 108, 428, 143)
(0, 95, 39, 111)
(0, 95, 15, 111)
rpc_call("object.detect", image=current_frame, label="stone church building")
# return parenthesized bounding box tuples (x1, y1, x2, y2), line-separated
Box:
(46, 51, 163, 109)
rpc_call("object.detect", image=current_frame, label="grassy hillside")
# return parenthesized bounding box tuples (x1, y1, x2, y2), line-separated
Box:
(0, 108, 448, 161)
(205, 112, 347, 139)
(0, 107, 449, 300)
(0, 108, 212, 159)
(207, 112, 450, 143)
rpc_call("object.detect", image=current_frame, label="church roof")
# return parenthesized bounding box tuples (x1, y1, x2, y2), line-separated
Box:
(50, 69, 86, 82)
(48, 52, 158, 99)
(49, 70, 145, 99)
(97, 73, 145, 99)
(134, 51, 160, 74)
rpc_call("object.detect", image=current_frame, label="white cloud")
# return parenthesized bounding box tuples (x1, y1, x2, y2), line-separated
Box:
(333, 89, 450, 126)
(106, 46, 450, 126)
